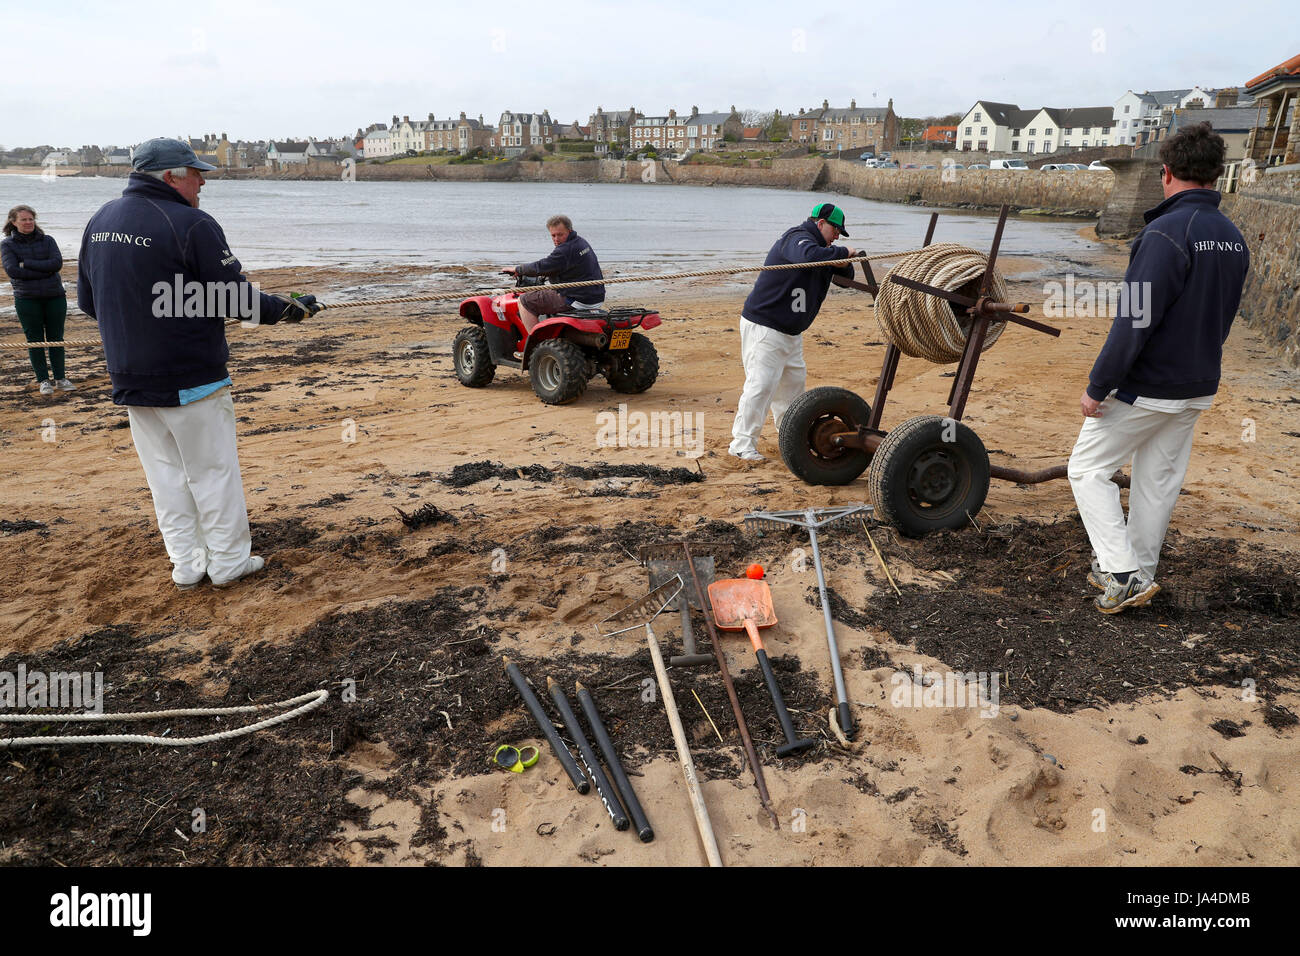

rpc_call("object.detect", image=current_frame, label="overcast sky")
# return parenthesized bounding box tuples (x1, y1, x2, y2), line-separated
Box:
(4, 0, 1296, 147)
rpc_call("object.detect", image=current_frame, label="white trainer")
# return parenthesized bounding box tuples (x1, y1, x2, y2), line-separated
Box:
(211, 555, 266, 589)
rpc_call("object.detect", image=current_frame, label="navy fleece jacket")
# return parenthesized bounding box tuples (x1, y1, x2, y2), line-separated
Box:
(742, 220, 853, 335)
(517, 231, 605, 304)
(1086, 189, 1249, 402)
(78, 173, 292, 405)
(1, 229, 65, 298)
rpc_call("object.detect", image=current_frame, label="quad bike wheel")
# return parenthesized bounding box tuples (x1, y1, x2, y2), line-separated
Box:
(529, 338, 589, 404)
(778, 386, 873, 485)
(605, 332, 659, 394)
(452, 326, 496, 387)
(867, 414, 990, 537)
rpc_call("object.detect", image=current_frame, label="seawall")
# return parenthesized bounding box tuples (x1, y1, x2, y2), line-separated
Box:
(1223, 167, 1300, 368)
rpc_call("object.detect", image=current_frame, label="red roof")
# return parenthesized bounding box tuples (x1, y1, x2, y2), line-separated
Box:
(742, 126, 763, 139)
(1246, 53, 1300, 90)
(923, 125, 957, 142)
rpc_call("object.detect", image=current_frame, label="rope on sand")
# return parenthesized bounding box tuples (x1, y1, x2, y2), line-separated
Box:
(0, 689, 328, 748)
(0, 248, 935, 350)
(874, 243, 1009, 364)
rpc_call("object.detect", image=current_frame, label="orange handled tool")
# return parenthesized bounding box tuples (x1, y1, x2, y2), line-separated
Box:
(708, 579, 816, 757)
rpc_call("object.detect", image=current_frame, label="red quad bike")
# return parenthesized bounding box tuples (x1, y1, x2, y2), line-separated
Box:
(453, 274, 661, 405)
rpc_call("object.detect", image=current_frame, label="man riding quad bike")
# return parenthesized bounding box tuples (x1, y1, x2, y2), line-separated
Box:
(453, 272, 661, 404)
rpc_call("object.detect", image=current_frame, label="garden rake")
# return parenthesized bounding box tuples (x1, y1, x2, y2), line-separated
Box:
(744, 504, 872, 738)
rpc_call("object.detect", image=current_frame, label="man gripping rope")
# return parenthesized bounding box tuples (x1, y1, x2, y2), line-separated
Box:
(78, 138, 321, 591)
(728, 203, 857, 461)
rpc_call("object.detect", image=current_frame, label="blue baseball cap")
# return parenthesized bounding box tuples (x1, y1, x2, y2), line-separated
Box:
(132, 137, 217, 172)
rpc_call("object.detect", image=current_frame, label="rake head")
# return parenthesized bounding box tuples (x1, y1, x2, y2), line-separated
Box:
(596, 574, 685, 639)
(636, 540, 731, 564)
(744, 504, 872, 535)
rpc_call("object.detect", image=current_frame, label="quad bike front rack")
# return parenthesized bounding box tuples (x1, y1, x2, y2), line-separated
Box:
(779, 204, 1116, 537)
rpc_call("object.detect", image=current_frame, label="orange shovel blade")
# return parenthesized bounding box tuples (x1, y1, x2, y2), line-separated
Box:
(708, 578, 778, 631)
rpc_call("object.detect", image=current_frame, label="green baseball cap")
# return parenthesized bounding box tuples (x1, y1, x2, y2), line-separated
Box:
(810, 202, 849, 237)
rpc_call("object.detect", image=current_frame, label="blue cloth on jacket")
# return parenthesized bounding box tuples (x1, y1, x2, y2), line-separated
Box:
(1087, 189, 1250, 402)
(517, 231, 605, 304)
(742, 220, 853, 335)
(1, 229, 66, 299)
(77, 173, 292, 406)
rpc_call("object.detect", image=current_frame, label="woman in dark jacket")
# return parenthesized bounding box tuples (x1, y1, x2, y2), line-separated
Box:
(2, 204, 73, 395)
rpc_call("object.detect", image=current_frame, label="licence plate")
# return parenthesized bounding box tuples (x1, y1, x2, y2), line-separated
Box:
(609, 329, 632, 349)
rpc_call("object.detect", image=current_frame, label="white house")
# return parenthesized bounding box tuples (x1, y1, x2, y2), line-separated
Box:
(389, 115, 428, 154)
(958, 101, 1114, 153)
(363, 126, 392, 159)
(266, 141, 309, 166)
(1112, 87, 1222, 145)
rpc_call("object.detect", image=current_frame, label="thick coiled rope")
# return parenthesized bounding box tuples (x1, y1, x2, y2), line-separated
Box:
(875, 242, 1008, 364)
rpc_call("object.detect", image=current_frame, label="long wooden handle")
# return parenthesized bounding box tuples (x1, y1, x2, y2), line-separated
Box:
(646, 622, 723, 867)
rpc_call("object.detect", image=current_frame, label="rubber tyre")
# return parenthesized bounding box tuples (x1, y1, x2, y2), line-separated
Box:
(453, 325, 495, 387)
(529, 338, 588, 404)
(778, 386, 873, 486)
(605, 332, 659, 393)
(867, 414, 990, 537)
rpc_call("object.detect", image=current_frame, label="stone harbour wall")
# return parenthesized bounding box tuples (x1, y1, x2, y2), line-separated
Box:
(1223, 168, 1300, 368)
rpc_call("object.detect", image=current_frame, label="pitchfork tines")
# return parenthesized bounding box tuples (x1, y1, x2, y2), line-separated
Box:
(743, 505, 872, 534)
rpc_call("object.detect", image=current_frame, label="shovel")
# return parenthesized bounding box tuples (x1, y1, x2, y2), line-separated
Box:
(708, 578, 816, 757)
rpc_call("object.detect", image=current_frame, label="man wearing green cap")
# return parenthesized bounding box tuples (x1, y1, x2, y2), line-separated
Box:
(728, 203, 857, 461)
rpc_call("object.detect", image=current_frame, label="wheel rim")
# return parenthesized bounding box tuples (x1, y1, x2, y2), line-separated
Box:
(808, 415, 857, 462)
(907, 446, 968, 513)
(536, 353, 562, 391)
(459, 341, 475, 372)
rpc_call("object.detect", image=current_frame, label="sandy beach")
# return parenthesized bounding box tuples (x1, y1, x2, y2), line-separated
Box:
(1, 241, 1297, 867)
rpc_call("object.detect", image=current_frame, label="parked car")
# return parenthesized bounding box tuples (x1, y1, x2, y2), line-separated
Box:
(903, 163, 920, 169)
(943, 162, 966, 170)
(967, 163, 990, 169)
(876, 161, 899, 169)
(1040, 163, 1070, 171)
(1087, 160, 1111, 171)
(858, 151, 875, 161)
(921, 164, 937, 169)
(990, 159, 1030, 171)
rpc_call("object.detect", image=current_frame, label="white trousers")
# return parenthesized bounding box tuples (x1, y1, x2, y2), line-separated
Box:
(728, 318, 806, 457)
(127, 388, 252, 585)
(1067, 398, 1201, 579)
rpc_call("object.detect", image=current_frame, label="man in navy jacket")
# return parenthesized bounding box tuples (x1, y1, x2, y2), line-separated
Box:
(1067, 123, 1249, 613)
(728, 203, 857, 461)
(78, 138, 319, 590)
(504, 214, 605, 332)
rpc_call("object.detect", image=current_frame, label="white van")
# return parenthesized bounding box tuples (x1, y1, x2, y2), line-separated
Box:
(990, 159, 1030, 171)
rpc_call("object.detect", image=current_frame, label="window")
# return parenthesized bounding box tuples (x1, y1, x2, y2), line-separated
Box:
(962, 141, 972, 150)
(1123, 105, 1130, 114)
(1012, 128, 1020, 136)
(965, 126, 972, 134)
(1121, 120, 1127, 128)
(1062, 128, 1072, 135)
(1028, 128, 1036, 136)
(1044, 141, 1052, 152)
(1082, 140, 1089, 147)
(1027, 142, 1035, 153)
(980, 127, 988, 135)
(974, 112, 981, 121)
(977, 140, 988, 151)
(1011, 141, 1019, 150)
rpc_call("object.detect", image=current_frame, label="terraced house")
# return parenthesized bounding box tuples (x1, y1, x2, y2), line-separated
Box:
(686, 107, 743, 149)
(390, 115, 428, 154)
(630, 109, 689, 153)
(956, 101, 1113, 153)
(587, 107, 639, 148)
(494, 110, 556, 156)
(425, 115, 461, 152)
(813, 99, 898, 154)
